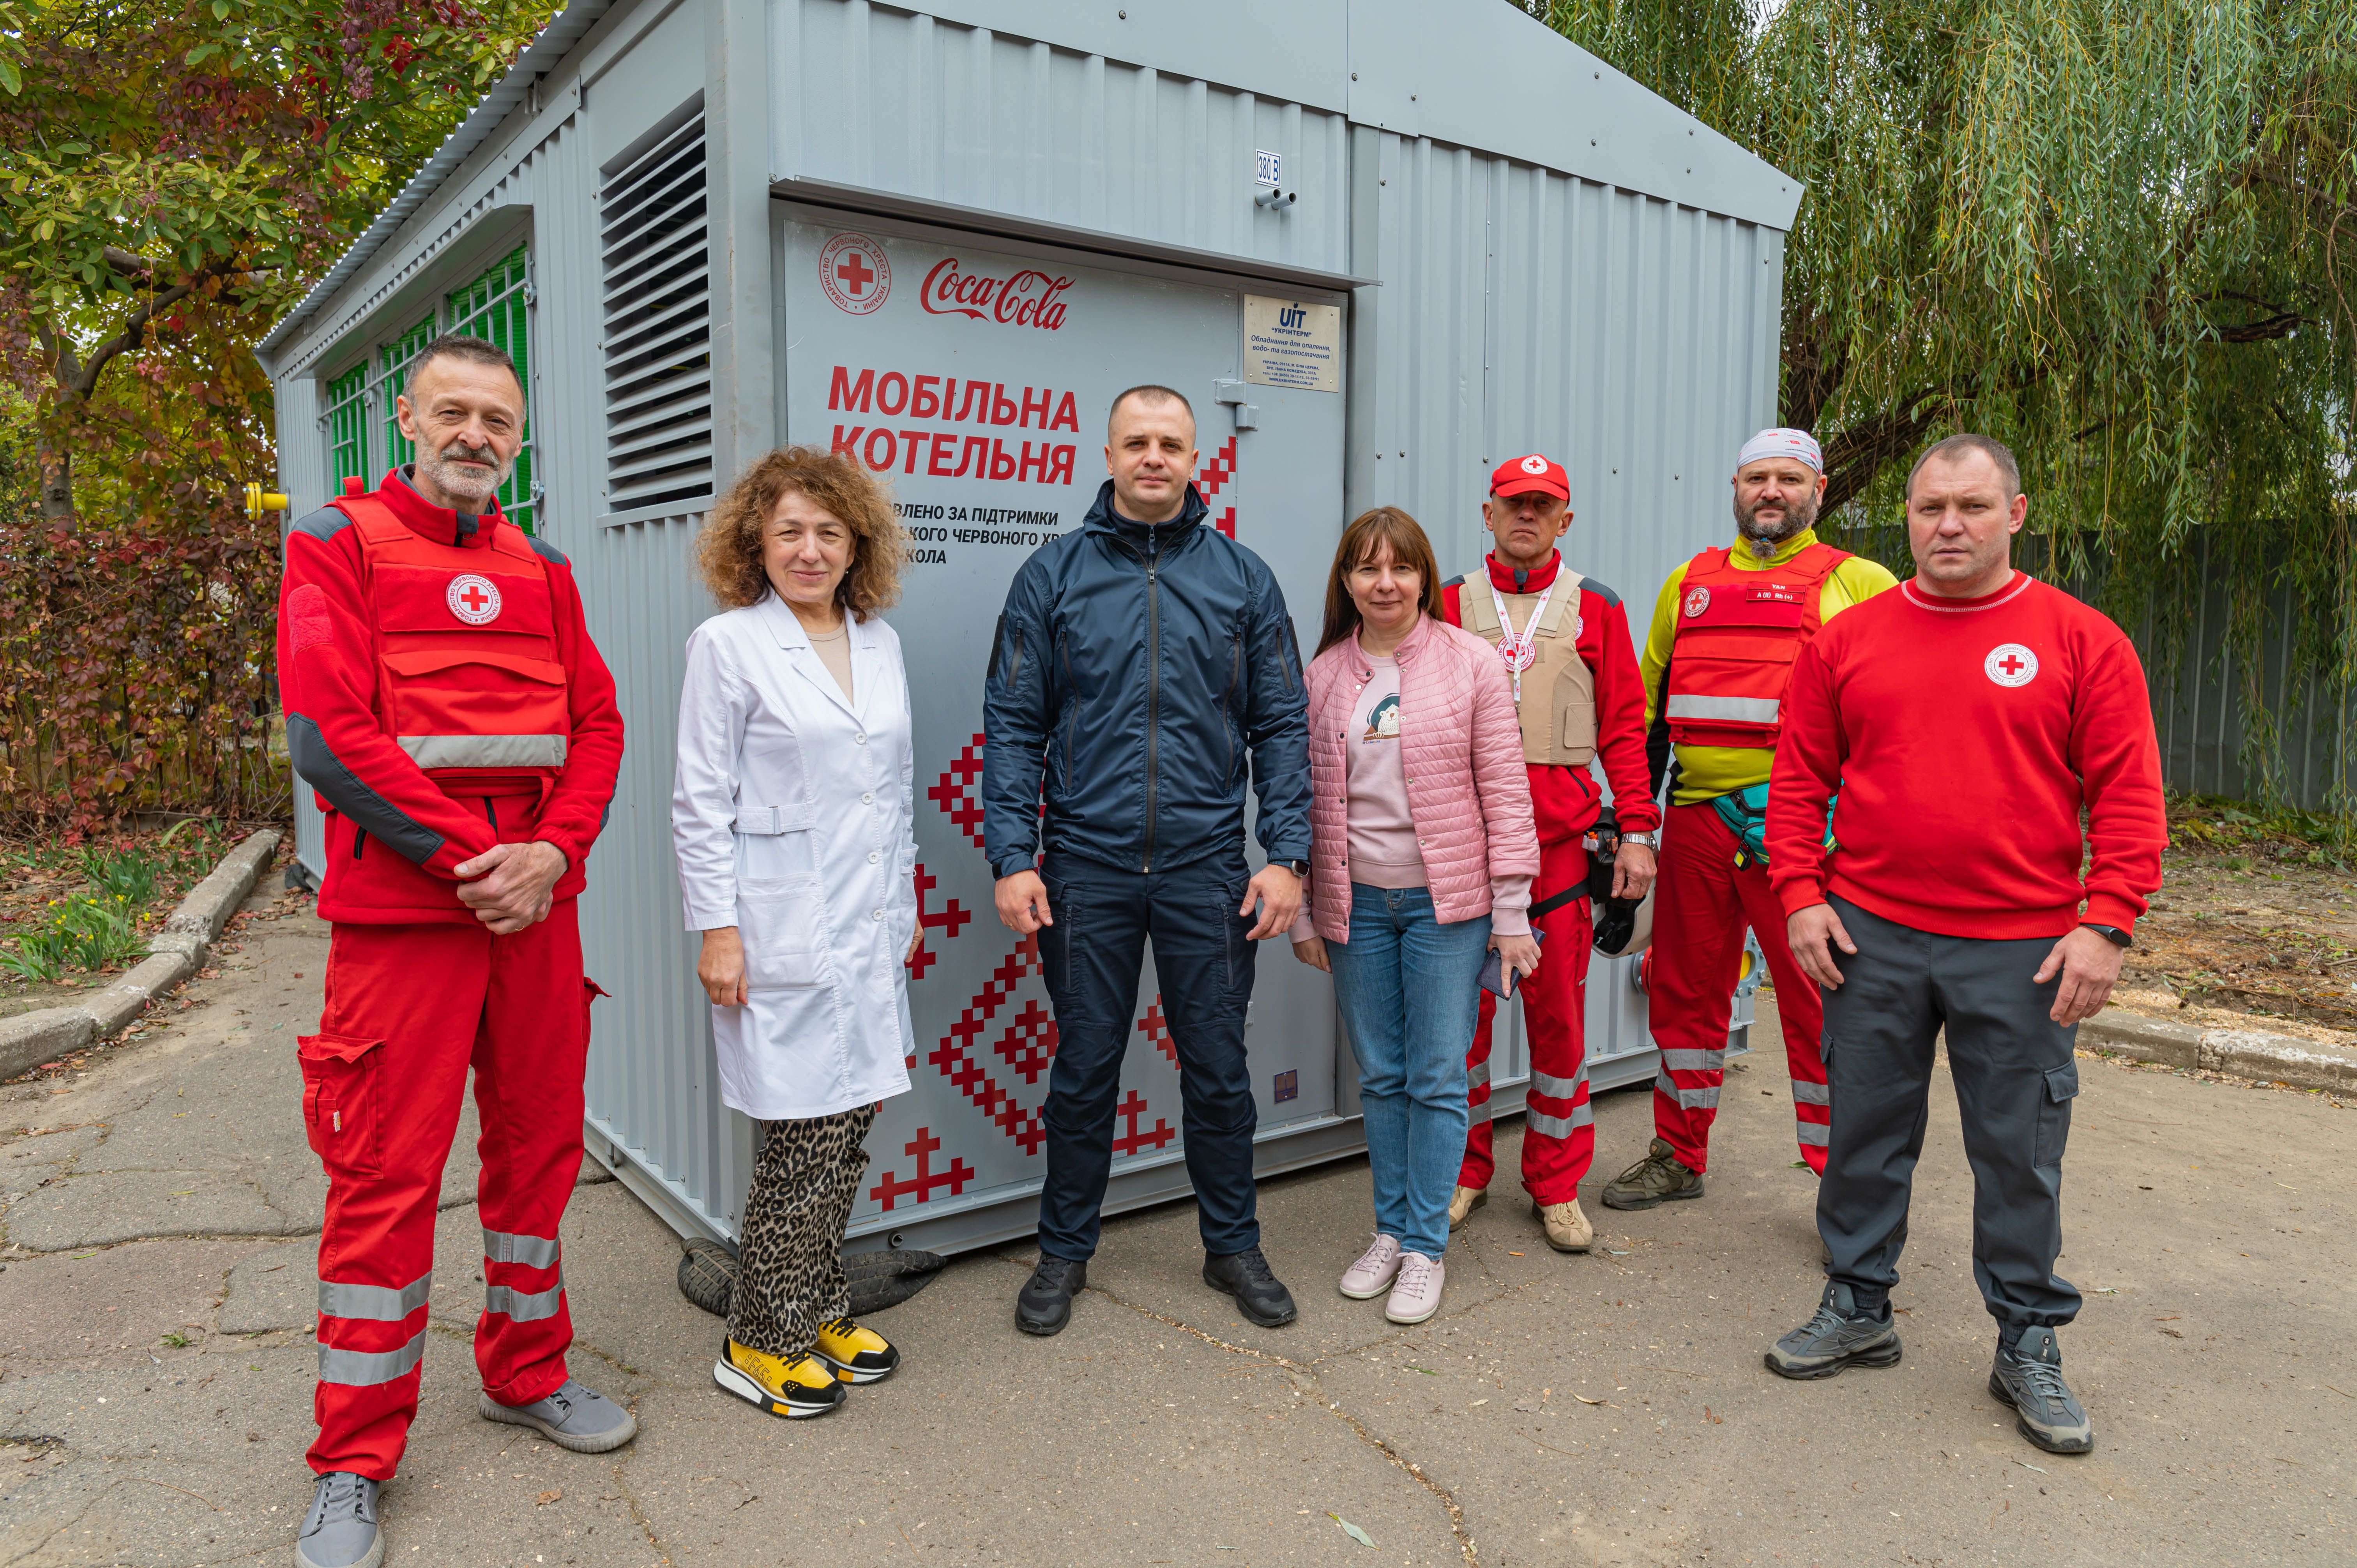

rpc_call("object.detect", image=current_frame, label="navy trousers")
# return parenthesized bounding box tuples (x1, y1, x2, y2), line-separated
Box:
(1035, 850, 1260, 1261)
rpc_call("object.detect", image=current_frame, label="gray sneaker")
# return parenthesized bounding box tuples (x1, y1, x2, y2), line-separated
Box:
(1764, 1281, 1903, 1379)
(294, 1471, 383, 1568)
(1990, 1326, 2094, 1454)
(479, 1377, 639, 1453)
(1600, 1138, 1705, 1211)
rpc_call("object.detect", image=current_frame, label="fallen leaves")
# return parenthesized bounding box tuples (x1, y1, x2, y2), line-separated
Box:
(1327, 1512, 1373, 1548)
(537, 1488, 561, 1506)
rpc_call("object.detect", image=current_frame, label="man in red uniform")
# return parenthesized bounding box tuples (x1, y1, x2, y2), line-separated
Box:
(277, 335, 630, 1568)
(1763, 434, 2164, 1457)
(1604, 429, 1897, 1211)
(1438, 454, 1658, 1253)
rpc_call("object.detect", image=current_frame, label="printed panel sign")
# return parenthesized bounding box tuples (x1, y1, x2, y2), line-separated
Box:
(1242, 295, 1341, 393)
(778, 216, 1347, 1235)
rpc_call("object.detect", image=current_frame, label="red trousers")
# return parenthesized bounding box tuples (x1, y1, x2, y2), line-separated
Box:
(1460, 838, 1595, 1205)
(299, 899, 597, 1480)
(1647, 800, 1828, 1174)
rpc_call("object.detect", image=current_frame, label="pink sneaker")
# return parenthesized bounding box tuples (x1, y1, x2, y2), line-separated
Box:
(1338, 1234, 1403, 1300)
(1384, 1251, 1445, 1324)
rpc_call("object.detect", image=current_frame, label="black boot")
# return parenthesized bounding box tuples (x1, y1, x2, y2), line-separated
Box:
(1016, 1255, 1087, 1337)
(1203, 1245, 1298, 1328)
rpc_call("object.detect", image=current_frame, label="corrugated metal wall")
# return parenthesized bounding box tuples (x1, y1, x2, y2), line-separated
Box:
(779, 0, 1352, 279)
(1347, 127, 1782, 609)
(2140, 573, 2355, 812)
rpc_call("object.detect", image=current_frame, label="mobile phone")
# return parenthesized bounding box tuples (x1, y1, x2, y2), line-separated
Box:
(1478, 930, 1546, 1000)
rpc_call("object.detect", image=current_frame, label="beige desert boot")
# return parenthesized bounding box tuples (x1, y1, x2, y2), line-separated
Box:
(1448, 1185, 1489, 1230)
(1532, 1197, 1593, 1253)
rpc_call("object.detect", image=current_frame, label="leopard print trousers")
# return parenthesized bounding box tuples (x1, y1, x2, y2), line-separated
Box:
(726, 1103, 877, 1361)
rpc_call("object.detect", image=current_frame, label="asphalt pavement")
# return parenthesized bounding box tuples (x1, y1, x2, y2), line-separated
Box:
(1, 890, 2350, 1566)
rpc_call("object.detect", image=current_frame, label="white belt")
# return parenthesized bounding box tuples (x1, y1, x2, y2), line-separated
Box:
(732, 804, 813, 835)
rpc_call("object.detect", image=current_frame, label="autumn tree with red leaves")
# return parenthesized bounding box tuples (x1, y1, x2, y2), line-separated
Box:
(0, 0, 555, 821)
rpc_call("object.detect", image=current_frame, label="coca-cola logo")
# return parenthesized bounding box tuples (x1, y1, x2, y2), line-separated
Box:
(920, 257, 1073, 330)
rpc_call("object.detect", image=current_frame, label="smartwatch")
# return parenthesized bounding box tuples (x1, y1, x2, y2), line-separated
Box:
(1281, 859, 1311, 878)
(2080, 923, 2133, 949)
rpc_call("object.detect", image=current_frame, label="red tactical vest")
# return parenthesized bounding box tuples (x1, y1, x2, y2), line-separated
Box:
(1663, 541, 1851, 749)
(330, 479, 571, 789)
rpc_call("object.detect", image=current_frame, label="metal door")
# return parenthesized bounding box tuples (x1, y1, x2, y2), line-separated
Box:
(776, 206, 1353, 1252)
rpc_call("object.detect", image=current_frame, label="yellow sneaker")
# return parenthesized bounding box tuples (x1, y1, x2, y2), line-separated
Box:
(815, 1316, 901, 1384)
(713, 1338, 845, 1418)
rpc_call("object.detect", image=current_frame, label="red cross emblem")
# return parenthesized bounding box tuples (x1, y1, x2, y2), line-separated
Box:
(1682, 584, 1711, 619)
(446, 573, 502, 625)
(820, 232, 892, 315)
(1983, 643, 2039, 687)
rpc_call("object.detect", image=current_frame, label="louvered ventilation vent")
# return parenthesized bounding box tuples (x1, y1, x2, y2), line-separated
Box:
(601, 114, 713, 514)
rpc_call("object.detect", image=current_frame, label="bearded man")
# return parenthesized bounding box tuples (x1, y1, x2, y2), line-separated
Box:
(1600, 429, 1897, 1214)
(277, 334, 631, 1568)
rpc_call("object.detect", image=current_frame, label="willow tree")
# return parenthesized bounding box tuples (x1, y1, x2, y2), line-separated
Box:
(1548, 0, 2357, 805)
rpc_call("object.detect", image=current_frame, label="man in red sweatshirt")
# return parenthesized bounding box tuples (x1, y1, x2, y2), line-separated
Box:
(277, 335, 631, 1568)
(1437, 454, 1659, 1253)
(1762, 434, 2164, 1458)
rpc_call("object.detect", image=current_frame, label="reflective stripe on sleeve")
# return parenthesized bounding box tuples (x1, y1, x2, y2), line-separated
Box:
(317, 1271, 433, 1323)
(317, 1328, 428, 1388)
(399, 735, 569, 770)
(1653, 1072, 1721, 1110)
(1527, 1102, 1595, 1140)
(1792, 1080, 1831, 1105)
(482, 1227, 561, 1269)
(1664, 694, 1780, 724)
(484, 1276, 566, 1323)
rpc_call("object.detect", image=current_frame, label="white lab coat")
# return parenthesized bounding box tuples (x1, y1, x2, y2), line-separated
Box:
(671, 595, 917, 1121)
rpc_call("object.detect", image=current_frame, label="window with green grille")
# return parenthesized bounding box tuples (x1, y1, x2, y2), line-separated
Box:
(323, 363, 369, 489)
(371, 314, 437, 471)
(445, 247, 537, 533)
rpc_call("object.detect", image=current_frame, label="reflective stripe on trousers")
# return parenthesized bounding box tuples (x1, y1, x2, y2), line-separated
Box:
(485, 1274, 567, 1322)
(1654, 1072, 1721, 1110)
(319, 1330, 429, 1388)
(482, 1227, 561, 1270)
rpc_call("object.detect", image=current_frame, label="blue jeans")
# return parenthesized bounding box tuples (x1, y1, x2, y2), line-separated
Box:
(1327, 884, 1490, 1258)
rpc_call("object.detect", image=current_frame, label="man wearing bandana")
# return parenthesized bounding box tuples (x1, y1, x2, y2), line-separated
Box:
(1602, 429, 1897, 1213)
(1435, 455, 1657, 1254)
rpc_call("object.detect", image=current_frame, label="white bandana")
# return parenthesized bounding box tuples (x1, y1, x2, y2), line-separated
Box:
(1737, 427, 1823, 473)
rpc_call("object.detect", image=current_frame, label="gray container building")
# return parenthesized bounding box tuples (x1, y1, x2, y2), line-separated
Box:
(260, 0, 1797, 1254)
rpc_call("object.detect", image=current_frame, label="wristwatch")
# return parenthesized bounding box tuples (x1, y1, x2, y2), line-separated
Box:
(1279, 859, 1310, 878)
(1620, 831, 1659, 850)
(2080, 923, 2134, 949)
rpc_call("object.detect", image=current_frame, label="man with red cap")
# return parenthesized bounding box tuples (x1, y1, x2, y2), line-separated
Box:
(1437, 454, 1657, 1253)
(1601, 428, 1897, 1214)
(276, 334, 631, 1568)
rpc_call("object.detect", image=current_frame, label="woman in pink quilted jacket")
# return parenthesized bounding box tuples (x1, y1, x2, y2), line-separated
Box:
(1290, 507, 1541, 1325)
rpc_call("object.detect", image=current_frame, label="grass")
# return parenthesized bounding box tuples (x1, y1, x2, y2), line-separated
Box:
(0, 817, 246, 985)
(2168, 792, 2355, 867)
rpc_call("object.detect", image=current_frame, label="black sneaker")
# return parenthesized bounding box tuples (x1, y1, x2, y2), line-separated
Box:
(1203, 1245, 1298, 1328)
(1016, 1255, 1087, 1336)
(1764, 1280, 1903, 1379)
(1990, 1326, 2094, 1455)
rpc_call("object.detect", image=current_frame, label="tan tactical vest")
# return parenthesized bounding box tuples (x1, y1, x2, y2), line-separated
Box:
(1459, 568, 1596, 766)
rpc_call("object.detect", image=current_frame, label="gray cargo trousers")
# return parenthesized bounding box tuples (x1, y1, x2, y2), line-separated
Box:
(1816, 896, 2083, 1332)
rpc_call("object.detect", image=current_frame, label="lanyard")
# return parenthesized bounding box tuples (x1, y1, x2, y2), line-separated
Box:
(1489, 577, 1556, 702)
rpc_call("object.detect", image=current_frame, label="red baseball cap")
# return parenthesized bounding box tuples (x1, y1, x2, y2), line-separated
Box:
(1491, 453, 1569, 500)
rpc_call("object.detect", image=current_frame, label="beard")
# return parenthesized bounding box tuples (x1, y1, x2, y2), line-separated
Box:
(417, 436, 516, 509)
(1734, 486, 1820, 556)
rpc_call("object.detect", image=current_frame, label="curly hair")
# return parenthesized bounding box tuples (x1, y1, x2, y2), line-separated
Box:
(696, 446, 907, 619)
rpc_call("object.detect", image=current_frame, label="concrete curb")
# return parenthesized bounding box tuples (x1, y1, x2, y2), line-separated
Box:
(2079, 1006, 2357, 1095)
(0, 828, 281, 1082)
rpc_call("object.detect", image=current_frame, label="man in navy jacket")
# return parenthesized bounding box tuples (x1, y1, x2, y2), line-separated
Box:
(984, 385, 1312, 1336)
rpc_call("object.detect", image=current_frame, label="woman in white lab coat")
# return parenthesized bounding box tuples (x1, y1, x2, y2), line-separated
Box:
(672, 445, 919, 1422)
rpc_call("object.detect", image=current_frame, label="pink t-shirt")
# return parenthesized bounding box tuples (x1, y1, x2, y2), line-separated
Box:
(1344, 652, 1428, 889)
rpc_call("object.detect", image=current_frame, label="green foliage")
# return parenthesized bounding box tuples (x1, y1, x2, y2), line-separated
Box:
(79, 845, 160, 906)
(1547, 0, 2357, 806)
(2, 893, 145, 979)
(0, 0, 556, 821)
